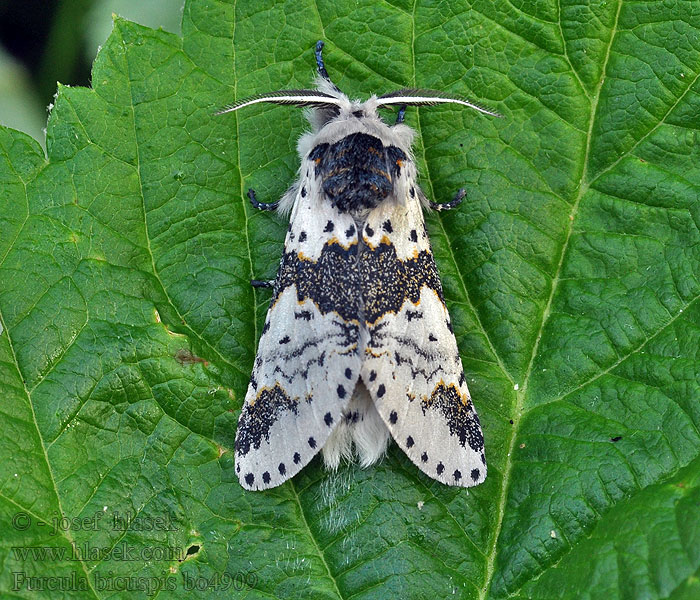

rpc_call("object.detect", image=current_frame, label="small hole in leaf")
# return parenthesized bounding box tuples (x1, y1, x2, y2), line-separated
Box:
(180, 544, 201, 562)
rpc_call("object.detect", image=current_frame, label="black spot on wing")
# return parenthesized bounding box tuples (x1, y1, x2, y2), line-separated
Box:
(343, 410, 359, 424)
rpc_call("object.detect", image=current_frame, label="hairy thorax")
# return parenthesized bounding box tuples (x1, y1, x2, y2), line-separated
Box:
(309, 131, 407, 212)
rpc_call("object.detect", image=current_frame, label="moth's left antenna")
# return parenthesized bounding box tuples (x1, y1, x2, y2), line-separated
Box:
(315, 40, 341, 93)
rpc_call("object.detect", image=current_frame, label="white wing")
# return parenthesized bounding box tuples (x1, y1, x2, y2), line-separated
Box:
(235, 161, 363, 490)
(358, 187, 486, 486)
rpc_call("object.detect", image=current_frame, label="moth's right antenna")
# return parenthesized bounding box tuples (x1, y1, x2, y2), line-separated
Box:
(315, 40, 342, 93)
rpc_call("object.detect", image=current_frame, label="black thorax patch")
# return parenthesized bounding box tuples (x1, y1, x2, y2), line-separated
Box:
(309, 132, 407, 212)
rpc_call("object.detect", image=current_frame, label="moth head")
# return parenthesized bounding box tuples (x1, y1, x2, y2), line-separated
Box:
(216, 41, 501, 125)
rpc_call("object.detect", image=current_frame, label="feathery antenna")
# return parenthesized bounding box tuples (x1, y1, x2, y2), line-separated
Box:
(215, 89, 341, 115)
(377, 88, 501, 117)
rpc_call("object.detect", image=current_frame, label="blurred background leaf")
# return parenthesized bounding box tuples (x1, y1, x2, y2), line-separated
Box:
(0, 47, 45, 143)
(0, 0, 183, 145)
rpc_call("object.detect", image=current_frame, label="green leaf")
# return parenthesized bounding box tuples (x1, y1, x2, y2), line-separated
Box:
(1, 1, 699, 598)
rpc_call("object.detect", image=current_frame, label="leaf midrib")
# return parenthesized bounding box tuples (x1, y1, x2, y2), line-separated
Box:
(405, 5, 521, 597)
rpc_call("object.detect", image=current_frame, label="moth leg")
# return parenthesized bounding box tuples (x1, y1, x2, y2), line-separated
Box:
(247, 188, 279, 211)
(395, 104, 407, 125)
(430, 188, 466, 212)
(250, 279, 274, 289)
(315, 40, 341, 92)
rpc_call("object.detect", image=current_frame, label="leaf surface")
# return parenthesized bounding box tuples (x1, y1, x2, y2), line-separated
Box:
(1, 1, 699, 598)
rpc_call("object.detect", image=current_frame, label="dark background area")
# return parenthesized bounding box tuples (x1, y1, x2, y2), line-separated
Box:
(0, 0, 182, 145)
(0, 0, 94, 104)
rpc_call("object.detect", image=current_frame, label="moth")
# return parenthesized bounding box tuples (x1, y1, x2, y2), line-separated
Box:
(221, 42, 500, 491)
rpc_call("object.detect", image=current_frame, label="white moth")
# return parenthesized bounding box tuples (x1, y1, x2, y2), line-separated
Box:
(221, 42, 500, 491)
